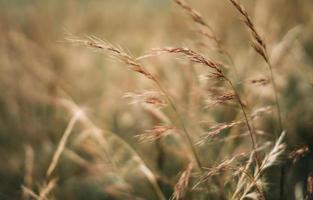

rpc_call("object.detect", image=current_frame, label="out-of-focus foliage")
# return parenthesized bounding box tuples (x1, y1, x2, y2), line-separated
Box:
(0, 0, 312, 200)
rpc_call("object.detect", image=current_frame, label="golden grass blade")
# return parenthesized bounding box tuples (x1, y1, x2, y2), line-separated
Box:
(46, 111, 81, 177)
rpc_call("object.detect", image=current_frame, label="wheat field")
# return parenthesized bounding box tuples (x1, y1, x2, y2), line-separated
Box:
(0, 0, 313, 200)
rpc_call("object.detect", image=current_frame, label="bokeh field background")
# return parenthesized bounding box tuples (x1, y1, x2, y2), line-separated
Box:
(0, 0, 313, 199)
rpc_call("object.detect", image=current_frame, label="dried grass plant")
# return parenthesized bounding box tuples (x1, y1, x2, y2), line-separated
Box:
(0, 0, 312, 200)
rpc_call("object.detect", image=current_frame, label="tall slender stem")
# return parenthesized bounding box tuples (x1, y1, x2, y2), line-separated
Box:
(154, 79, 204, 171)
(267, 62, 283, 135)
(266, 61, 284, 200)
(153, 78, 213, 195)
(225, 77, 260, 167)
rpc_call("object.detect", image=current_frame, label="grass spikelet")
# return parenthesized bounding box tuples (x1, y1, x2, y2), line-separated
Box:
(154, 45, 259, 167)
(123, 91, 167, 109)
(66, 36, 155, 80)
(171, 163, 193, 200)
(136, 125, 177, 143)
(206, 91, 237, 106)
(260, 131, 286, 171)
(197, 120, 242, 145)
(173, 0, 207, 28)
(173, 0, 239, 78)
(194, 153, 246, 190)
(227, 0, 267, 61)
(154, 47, 223, 70)
(227, 0, 283, 133)
(238, 132, 287, 200)
(232, 152, 255, 199)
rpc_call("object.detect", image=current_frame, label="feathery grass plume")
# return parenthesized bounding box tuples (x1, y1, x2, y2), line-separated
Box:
(227, 0, 283, 133)
(232, 152, 255, 199)
(173, 0, 207, 28)
(198, 106, 271, 145)
(124, 91, 170, 124)
(172, 0, 219, 47)
(206, 91, 237, 106)
(123, 91, 167, 109)
(68, 37, 214, 194)
(196, 120, 243, 146)
(136, 125, 177, 143)
(193, 153, 247, 191)
(153, 45, 259, 166)
(227, 0, 267, 61)
(259, 131, 286, 171)
(204, 153, 245, 178)
(173, 0, 238, 77)
(238, 132, 287, 200)
(171, 163, 193, 200)
(154, 47, 223, 71)
(66, 36, 155, 80)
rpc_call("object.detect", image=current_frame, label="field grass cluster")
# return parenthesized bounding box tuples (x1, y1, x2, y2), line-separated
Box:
(0, 0, 313, 199)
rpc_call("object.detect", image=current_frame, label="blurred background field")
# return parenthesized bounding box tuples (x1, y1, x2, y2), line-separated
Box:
(0, 0, 313, 200)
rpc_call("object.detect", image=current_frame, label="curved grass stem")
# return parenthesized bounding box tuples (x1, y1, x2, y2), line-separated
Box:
(225, 77, 260, 167)
(153, 78, 212, 194)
